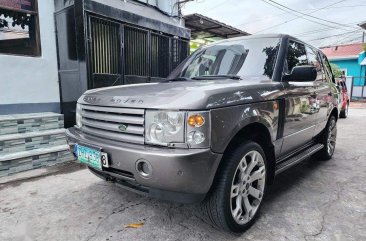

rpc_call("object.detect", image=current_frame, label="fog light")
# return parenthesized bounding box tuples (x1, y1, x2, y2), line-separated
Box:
(136, 159, 152, 177)
(187, 131, 205, 144)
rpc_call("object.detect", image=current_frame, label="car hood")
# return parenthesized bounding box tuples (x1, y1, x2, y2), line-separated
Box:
(78, 78, 284, 110)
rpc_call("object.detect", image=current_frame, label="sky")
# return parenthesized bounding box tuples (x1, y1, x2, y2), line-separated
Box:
(182, 0, 366, 47)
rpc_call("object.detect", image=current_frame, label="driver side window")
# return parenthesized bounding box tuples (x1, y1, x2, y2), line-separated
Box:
(285, 41, 308, 74)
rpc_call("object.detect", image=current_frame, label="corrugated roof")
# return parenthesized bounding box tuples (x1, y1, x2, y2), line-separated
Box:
(183, 13, 250, 39)
(359, 21, 366, 30)
(320, 43, 364, 59)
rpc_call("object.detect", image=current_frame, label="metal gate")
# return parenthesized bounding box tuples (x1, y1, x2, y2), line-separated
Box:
(348, 76, 366, 100)
(89, 17, 122, 89)
(87, 15, 189, 89)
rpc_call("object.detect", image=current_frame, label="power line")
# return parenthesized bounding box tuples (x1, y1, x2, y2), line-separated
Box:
(335, 32, 364, 45)
(307, 30, 361, 42)
(293, 20, 364, 37)
(236, 2, 366, 28)
(263, 0, 359, 30)
(255, 0, 359, 33)
(205, 0, 233, 12)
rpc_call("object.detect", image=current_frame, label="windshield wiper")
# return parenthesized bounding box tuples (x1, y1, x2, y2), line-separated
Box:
(191, 75, 242, 80)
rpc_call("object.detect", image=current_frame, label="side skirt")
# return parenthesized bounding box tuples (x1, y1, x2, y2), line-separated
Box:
(275, 143, 324, 175)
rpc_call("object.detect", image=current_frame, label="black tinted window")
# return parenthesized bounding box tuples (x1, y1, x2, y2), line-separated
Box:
(286, 41, 308, 74)
(177, 38, 280, 79)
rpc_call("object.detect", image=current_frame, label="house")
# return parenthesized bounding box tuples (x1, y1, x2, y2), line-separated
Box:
(0, 0, 190, 176)
(320, 43, 366, 86)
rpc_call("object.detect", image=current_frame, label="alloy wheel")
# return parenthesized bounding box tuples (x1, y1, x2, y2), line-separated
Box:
(230, 151, 266, 225)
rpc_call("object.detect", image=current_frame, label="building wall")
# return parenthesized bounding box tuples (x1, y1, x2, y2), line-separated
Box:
(0, 2, 60, 114)
(330, 55, 366, 86)
(135, 0, 179, 16)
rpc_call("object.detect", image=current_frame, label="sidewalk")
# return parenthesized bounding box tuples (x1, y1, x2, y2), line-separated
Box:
(349, 101, 366, 108)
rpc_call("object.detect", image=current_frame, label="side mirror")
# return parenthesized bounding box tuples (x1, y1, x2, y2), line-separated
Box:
(283, 65, 317, 82)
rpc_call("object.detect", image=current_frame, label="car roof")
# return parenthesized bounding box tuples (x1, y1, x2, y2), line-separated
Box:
(206, 33, 320, 52)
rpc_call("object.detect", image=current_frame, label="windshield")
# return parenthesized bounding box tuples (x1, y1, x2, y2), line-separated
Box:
(175, 38, 280, 80)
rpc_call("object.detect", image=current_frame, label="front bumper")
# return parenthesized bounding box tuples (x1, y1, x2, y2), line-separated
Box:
(66, 127, 222, 203)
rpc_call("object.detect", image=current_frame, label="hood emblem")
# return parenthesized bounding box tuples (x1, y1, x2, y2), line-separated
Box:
(118, 124, 128, 132)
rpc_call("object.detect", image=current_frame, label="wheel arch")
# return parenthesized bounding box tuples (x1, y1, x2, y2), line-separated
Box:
(330, 107, 339, 121)
(214, 122, 276, 187)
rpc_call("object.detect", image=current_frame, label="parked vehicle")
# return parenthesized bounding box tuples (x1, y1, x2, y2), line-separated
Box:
(66, 34, 339, 233)
(337, 77, 350, 118)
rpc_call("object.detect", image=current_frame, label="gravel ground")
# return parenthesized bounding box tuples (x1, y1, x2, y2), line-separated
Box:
(0, 108, 365, 241)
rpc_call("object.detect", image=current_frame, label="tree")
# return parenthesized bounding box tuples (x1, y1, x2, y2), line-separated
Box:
(330, 63, 343, 78)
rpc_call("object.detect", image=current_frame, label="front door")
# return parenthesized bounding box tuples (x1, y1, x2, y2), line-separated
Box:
(306, 47, 329, 136)
(280, 40, 318, 155)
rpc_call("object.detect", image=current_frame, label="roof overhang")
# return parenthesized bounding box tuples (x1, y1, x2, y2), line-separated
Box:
(328, 55, 359, 61)
(183, 13, 250, 39)
(358, 21, 366, 30)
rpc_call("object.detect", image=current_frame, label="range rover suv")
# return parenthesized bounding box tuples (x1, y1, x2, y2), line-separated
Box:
(66, 34, 339, 233)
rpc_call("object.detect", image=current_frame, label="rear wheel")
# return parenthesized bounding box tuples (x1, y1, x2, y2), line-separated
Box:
(339, 103, 348, 118)
(201, 141, 267, 233)
(317, 116, 337, 160)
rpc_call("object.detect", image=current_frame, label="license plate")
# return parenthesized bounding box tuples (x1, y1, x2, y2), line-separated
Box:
(75, 144, 102, 170)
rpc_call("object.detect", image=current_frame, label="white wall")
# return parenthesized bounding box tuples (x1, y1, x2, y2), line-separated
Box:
(0, 2, 60, 106)
(136, 0, 179, 16)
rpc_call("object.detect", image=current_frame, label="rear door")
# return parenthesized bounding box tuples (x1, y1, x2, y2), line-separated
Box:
(280, 40, 317, 155)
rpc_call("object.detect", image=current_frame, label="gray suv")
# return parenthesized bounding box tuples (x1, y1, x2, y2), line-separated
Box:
(66, 34, 339, 232)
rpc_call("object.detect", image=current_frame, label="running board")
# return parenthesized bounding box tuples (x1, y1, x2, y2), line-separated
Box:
(275, 144, 324, 175)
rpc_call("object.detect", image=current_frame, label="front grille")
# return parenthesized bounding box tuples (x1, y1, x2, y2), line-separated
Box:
(80, 104, 144, 144)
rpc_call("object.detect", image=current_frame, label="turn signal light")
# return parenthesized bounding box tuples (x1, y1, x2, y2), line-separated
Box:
(188, 114, 205, 127)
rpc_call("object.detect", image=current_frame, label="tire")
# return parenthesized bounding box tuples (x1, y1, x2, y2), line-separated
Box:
(200, 141, 267, 233)
(339, 103, 348, 118)
(317, 116, 337, 160)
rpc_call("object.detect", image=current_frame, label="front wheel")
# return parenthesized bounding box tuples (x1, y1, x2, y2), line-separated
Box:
(201, 141, 267, 233)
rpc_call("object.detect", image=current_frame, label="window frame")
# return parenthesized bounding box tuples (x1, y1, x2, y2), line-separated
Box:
(0, 0, 42, 57)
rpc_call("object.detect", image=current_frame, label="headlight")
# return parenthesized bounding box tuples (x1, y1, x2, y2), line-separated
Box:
(145, 110, 210, 148)
(145, 111, 184, 146)
(76, 103, 82, 128)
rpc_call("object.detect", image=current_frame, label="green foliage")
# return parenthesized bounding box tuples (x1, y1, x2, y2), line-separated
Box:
(300, 101, 309, 113)
(330, 63, 343, 78)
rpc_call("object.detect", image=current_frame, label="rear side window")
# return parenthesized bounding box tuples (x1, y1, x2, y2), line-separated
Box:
(285, 41, 308, 74)
(320, 53, 335, 83)
(306, 46, 324, 81)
